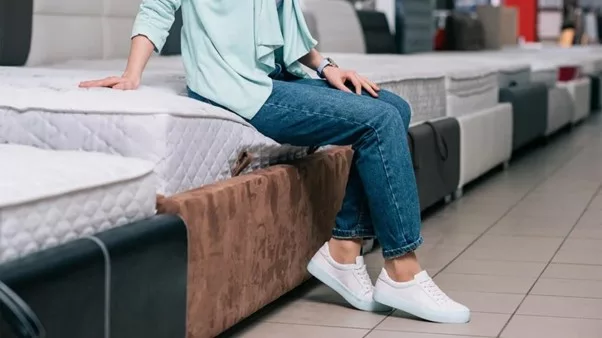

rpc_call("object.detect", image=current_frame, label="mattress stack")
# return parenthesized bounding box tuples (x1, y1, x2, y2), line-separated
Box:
(0, 144, 187, 338)
(0, 67, 310, 197)
(0, 144, 156, 263)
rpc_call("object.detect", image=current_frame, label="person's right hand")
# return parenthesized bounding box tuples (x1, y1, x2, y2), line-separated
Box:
(79, 75, 140, 90)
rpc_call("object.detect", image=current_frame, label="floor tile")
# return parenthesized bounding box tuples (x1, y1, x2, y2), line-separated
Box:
(541, 263, 602, 281)
(443, 259, 546, 278)
(460, 236, 563, 262)
(367, 331, 495, 338)
(262, 299, 387, 329)
(420, 232, 480, 249)
(376, 312, 509, 337)
(553, 239, 602, 265)
(233, 322, 369, 338)
(518, 295, 602, 319)
(445, 290, 523, 314)
(531, 278, 602, 298)
(486, 214, 574, 237)
(501, 315, 602, 338)
(433, 273, 536, 294)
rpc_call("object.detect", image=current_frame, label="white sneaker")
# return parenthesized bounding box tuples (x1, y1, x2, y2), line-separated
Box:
(374, 269, 470, 323)
(307, 242, 391, 312)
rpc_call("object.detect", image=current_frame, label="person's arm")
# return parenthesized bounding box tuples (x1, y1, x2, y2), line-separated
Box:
(299, 48, 380, 97)
(79, 0, 181, 90)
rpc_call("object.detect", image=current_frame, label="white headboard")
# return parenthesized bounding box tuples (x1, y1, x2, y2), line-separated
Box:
(0, 0, 143, 66)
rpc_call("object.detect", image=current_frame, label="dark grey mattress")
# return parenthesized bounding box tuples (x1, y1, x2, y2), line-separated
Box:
(409, 118, 461, 211)
(0, 215, 188, 338)
(499, 83, 549, 151)
(395, 0, 435, 54)
(0, 0, 33, 66)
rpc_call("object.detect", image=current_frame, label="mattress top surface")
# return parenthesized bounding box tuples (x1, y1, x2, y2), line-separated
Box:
(0, 66, 250, 126)
(0, 145, 154, 208)
(328, 53, 497, 80)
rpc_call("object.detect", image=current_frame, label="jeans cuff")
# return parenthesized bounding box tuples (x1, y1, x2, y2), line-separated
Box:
(381, 236, 424, 259)
(332, 228, 375, 239)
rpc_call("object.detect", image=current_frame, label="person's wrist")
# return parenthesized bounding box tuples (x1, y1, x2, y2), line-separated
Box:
(122, 71, 141, 84)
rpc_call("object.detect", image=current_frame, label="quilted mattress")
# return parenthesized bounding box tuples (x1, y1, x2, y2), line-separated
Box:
(0, 145, 156, 263)
(328, 53, 499, 117)
(558, 77, 592, 124)
(0, 67, 309, 196)
(456, 103, 513, 188)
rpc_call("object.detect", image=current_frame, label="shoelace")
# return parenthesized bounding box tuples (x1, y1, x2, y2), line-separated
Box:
(420, 278, 451, 305)
(354, 266, 373, 294)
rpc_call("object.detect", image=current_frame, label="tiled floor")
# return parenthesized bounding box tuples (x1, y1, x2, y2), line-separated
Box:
(228, 114, 602, 338)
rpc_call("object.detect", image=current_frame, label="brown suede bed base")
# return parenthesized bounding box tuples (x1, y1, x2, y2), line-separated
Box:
(157, 146, 353, 338)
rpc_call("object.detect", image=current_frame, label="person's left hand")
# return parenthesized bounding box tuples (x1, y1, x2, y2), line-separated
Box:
(322, 67, 380, 98)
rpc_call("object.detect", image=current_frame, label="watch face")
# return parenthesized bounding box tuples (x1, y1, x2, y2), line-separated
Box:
(326, 57, 339, 67)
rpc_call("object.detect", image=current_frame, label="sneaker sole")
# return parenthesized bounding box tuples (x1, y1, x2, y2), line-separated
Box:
(307, 260, 390, 313)
(373, 287, 470, 324)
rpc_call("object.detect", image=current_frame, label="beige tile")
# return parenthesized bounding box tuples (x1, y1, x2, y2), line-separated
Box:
(531, 278, 602, 298)
(376, 312, 509, 337)
(367, 331, 494, 338)
(500, 315, 602, 338)
(553, 239, 602, 265)
(234, 322, 369, 338)
(518, 295, 602, 319)
(487, 215, 574, 237)
(461, 236, 563, 262)
(569, 227, 602, 240)
(420, 232, 480, 249)
(553, 250, 602, 265)
(421, 213, 497, 235)
(444, 259, 546, 278)
(433, 273, 536, 294)
(445, 291, 523, 314)
(262, 299, 387, 329)
(542, 263, 602, 281)
(503, 208, 581, 225)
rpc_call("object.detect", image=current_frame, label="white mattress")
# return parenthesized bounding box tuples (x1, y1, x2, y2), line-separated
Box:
(0, 145, 156, 263)
(0, 67, 309, 196)
(545, 86, 574, 136)
(456, 103, 514, 188)
(328, 53, 499, 118)
(558, 77, 592, 124)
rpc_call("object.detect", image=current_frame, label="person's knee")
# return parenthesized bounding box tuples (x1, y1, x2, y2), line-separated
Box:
(379, 90, 412, 128)
(371, 103, 405, 133)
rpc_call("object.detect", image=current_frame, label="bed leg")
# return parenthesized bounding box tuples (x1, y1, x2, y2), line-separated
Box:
(503, 160, 510, 170)
(444, 195, 453, 204)
(453, 188, 463, 200)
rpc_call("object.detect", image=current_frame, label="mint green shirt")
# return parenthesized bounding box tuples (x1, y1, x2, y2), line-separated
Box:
(132, 0, 317, 119)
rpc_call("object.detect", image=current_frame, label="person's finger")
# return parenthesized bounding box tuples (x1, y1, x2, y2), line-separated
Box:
(361, 79, 379, 98)
(330, 78, 353, 93)
(112, 82, 128, 90)
(79, 77, 120, 88)
(348, 73, 362, 95)
(366, 78, 381, 91)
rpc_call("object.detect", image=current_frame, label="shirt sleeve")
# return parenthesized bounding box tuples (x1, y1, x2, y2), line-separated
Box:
(131, 0, 182, 52)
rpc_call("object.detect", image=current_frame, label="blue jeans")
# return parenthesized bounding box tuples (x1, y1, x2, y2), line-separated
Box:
(189, 78, 422, 259)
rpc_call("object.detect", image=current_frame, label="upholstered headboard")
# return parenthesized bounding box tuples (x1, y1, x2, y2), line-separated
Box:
(302, 0, 366, 54)
(0, 0, 141, 66)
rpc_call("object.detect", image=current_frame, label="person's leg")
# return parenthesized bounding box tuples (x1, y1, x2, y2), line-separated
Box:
(247, 80, 469, 323)
(288, 79, 413, 265)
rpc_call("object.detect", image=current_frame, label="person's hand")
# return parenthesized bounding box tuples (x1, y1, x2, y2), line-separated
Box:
(78, 74, 140, 90)
(322, 67, 380, 98)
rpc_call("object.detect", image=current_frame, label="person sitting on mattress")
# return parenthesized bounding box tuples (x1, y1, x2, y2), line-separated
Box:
(79, 0, 470, 324)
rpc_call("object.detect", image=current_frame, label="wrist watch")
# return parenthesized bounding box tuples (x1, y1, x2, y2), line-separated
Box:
(317, 57, 338, 78)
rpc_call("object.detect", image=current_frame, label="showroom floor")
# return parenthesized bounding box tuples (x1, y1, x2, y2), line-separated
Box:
(225, 113, 602, 338)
